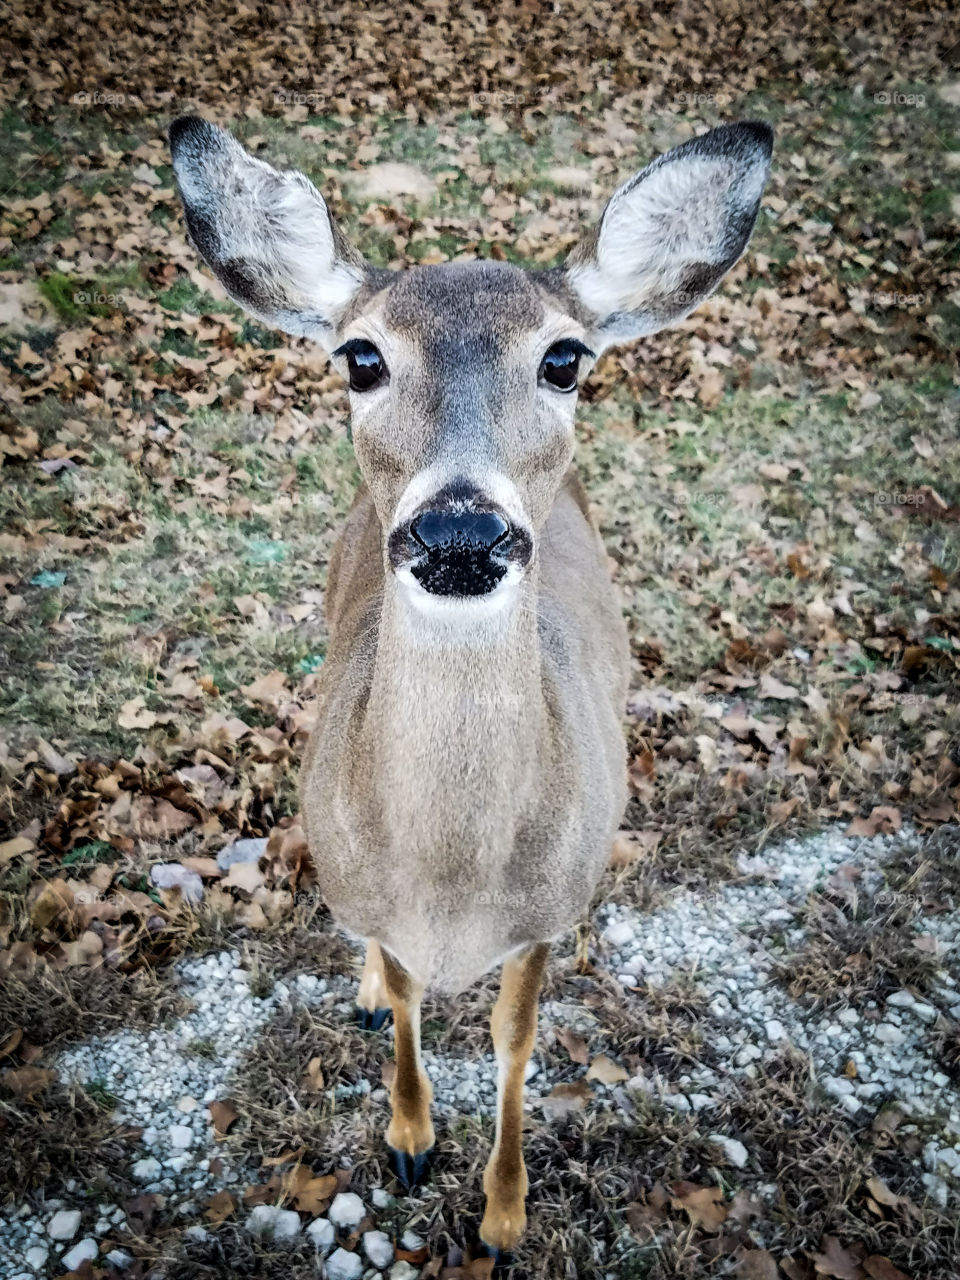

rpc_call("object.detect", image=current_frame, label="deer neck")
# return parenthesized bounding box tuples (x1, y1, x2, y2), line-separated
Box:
(365, 573, 545, 807)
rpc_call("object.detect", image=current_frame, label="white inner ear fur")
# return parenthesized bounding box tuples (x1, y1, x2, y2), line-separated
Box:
(176, 130, 364, 345)
(569, 151, 766, 335)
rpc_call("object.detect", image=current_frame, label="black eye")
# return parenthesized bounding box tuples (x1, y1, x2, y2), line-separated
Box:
(334, 338, 386, 392)
(539, 339, 592, 392)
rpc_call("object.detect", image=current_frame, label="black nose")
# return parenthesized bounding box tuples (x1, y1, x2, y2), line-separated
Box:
(410, 508, 510, 554)
(407, 507, 513, 597)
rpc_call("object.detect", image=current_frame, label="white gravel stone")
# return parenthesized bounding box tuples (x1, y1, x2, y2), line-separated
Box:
(400, 1230, 425, 1251)
(24, 1245, 49, 1271)
(764, 1019, 787, 1043)
(62, 1239, 98, 1271)
(371, 1189, 394, 1210)
(363, 1230, 394, 1268)
(217, 837, 267, 871)
(602, 919, 635, 948)
(246, 1205, 302, 1240)
(709, 1135, 748, 1168)
(46, 1209, 81, 1240)
(169, 1124, 194, 1149)
(328, 1192, 366, 1229)
(325, 1246, 365, 1280)
(150, 862, 204, 903)
(307, 1216, 336, 1253)
(132, 1157, 162, 1181)
(106, 1250, 133, 1269)
(389, 1265, 421, 1280)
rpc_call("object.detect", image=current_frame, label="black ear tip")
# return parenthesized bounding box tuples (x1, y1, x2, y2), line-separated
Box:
(739, 119, 774, 156)
(169, 114, 217, 157)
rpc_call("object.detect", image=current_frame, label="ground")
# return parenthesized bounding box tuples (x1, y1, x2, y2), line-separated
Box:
(1, 2, 959, 1278)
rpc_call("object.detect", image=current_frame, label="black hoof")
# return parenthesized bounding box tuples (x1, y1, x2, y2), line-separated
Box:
(479, 1242, 514, 1274)
(388, 1145, 433, 1189)
(355, 1005, 391, 1031)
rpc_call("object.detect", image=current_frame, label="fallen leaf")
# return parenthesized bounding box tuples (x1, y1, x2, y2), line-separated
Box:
(669, 1181, 727, 1231)
(302, 1056, 325, 1092)
(209, 1099, 239, 1136)
(204, 1190, 235, 1223)
(539, 1079, 591, 1118)
(555, 1027, 589, 1065)
(586, 1054, 628, 1085)
(759, 672, 799, 700)
(863, 1259, 911, 1280)
(735, 1249, 780, 1280)
(0, 1065, 57, 1097)
(808, 1235, 866, 1279)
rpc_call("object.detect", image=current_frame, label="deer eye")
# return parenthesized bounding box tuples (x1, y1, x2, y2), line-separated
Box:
(539, 339, 592, 392)
(335, 338, 386, 391)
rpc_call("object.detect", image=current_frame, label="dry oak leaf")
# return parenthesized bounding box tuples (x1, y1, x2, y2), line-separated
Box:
(209, 1099, 239, 1137)
(117, 696, 158, 730)
(0, 834, 34, 863)
(863, 1259, 911, 1280)
(586, 1055, 629, 1085)
(540, 1079, 591, 1118)
(669, 1181, 728, 1231)
(222, 861, 267, 894)
(302, 1056, 325, 1092)
(846, 806, 901, 838)
(0, 1065, 57, 1097)
(610, 830, 660, 867)
(735, 1249, 780, 1280)
(808, 1235, 866, 1279)
(554, 1026, 589, 1065)
(240, 669, 289, 709)
(204, 1190, 235, 1223)
(759, 672, 800, 700)
(280, 1164, 338, 1215)
(30, 877, 75, 929)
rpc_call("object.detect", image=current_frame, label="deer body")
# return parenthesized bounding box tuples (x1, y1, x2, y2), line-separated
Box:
(170, 115, 772, 1259)
(300, 467, 629, 997)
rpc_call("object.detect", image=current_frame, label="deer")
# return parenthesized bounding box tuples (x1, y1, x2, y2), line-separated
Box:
(169, 114, 772, 1264)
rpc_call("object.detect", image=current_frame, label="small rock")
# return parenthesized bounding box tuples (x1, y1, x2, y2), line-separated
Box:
(47, 1209, 82, 1240)
(875, 1023, 905, 1045)
(709, 1135, 748, 1168)
(247, 1205, 301, 1240)
(62, 1239, 98, 1271)
(133, 1157, 162, 1181)
(217, 837, 267, 871)
(150, 862, 204, 904)
(371, 1189, 394, 1210)
(24, 1246, 49, 1271)
(363, 1230, 394, 1268)
(389, 1264, 421, 1280)
(400, 1230, 425, 1251)
(183, 1226, 209, 1243)
(602, 919, 634, 949)
(922, 1172, 949, 1208)
(325, 1246, 364, 1280)
(177, 1095, 199, 1112)
(169, 1124, 194, 1149)
(764, 1019, 787, 1043)
(329, 1192, 366, 1229)
(105, 1251, 133, 1269)
(306, 1216, 336, 1253)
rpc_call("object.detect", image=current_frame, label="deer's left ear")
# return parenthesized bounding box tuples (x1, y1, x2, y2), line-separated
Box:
(564, 121, 773, 352)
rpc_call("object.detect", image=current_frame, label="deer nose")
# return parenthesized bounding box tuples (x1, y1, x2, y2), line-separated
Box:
(410, 508, 511, 554)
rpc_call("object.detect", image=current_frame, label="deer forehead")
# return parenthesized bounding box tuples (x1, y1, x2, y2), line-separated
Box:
(344, 261, 585, 365)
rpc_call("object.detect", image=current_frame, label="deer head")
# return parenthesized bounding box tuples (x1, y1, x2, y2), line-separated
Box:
(170, 117, 771, 616)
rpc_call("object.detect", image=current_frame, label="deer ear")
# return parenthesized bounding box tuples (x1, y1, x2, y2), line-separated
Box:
(564, 121, 772, 352)
(169, 116, 369, 348)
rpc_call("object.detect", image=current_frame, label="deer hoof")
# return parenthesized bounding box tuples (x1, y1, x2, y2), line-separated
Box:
(355, 1005, 391, 1031)
(388, 1145, 433, 1189)
(478, 1242, 514, 1274)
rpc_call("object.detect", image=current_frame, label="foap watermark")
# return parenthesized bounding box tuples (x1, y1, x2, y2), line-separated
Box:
(273, 89, 327, 108)
(874, 291, 926, 308)
(74, 289, 122, 308)
(874, 91, 926, 108)
(475, 888, 528, 909)
(674, 91, 729, 108)
(71, 90, 125, 107)
(469, 88, 555, 109)
(677, 490, 726, 508)
(873, 490, 926, 508)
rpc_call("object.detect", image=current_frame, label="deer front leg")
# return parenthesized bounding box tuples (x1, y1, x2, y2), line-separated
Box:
(381, 947, 435, 1188)
(480, 942, 549, 1261)
(356, 939, 392, 1031)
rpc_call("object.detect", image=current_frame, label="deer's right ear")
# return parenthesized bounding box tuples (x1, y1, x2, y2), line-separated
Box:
(169, 116, 368, 348)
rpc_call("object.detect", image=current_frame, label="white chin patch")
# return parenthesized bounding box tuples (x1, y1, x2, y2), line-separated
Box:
(395, 564, 522, 623)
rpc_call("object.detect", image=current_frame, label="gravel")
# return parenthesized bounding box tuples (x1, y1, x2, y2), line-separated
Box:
(1, 824, 957, 1277)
